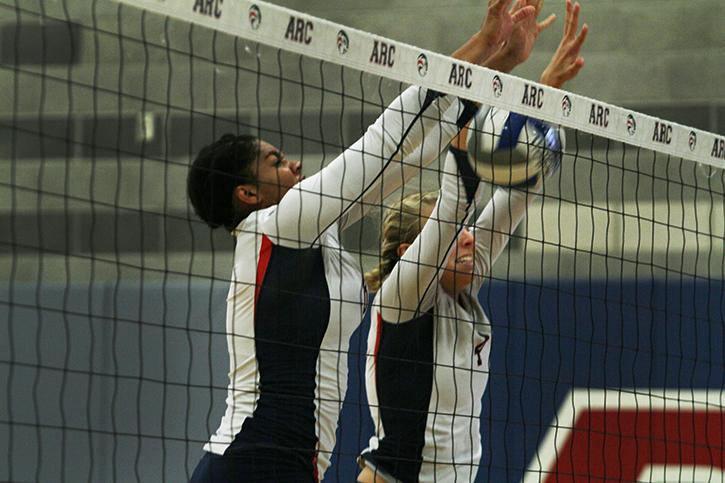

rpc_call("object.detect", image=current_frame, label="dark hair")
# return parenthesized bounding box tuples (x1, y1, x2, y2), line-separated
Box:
(187, 134, 258, 231)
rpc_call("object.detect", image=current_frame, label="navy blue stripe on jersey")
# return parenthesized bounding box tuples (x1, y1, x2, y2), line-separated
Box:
(226, 242, 330, 479)
(190, 450, 315, 483)
(450, 147, 480, 205)
(363, 311, 435, 482)
(456, 99, 479, 129)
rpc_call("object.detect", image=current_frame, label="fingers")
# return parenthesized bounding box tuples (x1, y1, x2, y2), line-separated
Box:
(488, 0, 512, 15)
(510, 4, 536, 24)
(537, 13, 557, 33)
(570, 23, 589, 54)
(556, 24, 587, 85)
(512, 0, 527, 13)
(563, 0, 573, 36)
(522, 0, 542, 13)
(561, 57, 585, 82)
(533, 0, 545, 16)
(564, 0, 581, 39)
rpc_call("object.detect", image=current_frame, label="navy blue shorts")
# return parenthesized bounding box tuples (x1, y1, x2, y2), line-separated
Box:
(190, 451, 316, 483)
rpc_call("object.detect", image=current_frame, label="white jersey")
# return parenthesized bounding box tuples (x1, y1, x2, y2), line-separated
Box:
(362, 150, 538, 482)
(201, 87, 477, 480)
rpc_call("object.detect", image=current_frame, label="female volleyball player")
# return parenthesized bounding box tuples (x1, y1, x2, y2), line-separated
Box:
(357, 1, 587, 481)
(186, 1, 549, 481)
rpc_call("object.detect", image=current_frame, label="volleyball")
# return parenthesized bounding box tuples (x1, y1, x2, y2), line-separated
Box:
(467, 107, 565, 186)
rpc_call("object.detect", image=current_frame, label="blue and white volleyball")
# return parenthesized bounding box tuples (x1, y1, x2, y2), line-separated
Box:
(467, 107, 565, 186)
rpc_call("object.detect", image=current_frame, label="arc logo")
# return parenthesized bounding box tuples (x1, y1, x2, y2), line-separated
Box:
(626, 114, 637, 136)
(712, 138, 725, 160)
(369, 40, 395, 67)
(589, 103, 610, 128)
(492, 75, 503, 98)
(336, 30, 349, 55)
(561, 95, 572, 117)
(248, 4, 261, 29)
(689, 131, 697, 151)
(193, 0, 223, 18)
(416, 53, 428, 77)
(448, 62, 472, 88)
(284, 16, 314, 45)
(524, 389, 725, 483)
(652, 120, 673, 145)
(521, 84, 544, 109)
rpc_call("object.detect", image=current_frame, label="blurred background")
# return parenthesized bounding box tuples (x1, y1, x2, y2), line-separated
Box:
(277, 0, 725, 108)
(2, 0, 725, 284)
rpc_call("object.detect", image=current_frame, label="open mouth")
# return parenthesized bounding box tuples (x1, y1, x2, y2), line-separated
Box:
(456, 255, 473, 264)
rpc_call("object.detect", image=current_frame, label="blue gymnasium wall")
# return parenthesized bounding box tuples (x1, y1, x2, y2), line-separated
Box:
(2, 279, 724, 482)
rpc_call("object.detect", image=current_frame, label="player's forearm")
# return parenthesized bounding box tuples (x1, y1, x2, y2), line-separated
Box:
(344, 99, 476, 229)
(451, 31, 499, 68)
(482, 47, 521, 74)
(270, 86, 455, 245)
(379, 152, 474, 322)
(379, 205, 461, 323)
(474, 184, 539, 273)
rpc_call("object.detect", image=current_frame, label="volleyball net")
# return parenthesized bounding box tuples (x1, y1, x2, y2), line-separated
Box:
(2, 0, 724, 481)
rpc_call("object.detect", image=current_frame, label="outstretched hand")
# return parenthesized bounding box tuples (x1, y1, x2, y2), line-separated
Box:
(453, 0, 536, 66)
(529, 0, 558, 33)
(479, 0, 537, 56)
(539, 0, 588, 88)
(503, 0, 557, 66)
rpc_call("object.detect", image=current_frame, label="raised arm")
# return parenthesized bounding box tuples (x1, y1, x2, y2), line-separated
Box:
(470, 0, 587, 282)
(263, 86, 459, 247)
(378, 150, 478, 323)
(262, 1, 542, 246)
(539, 0, 588, 89)
(455, 0, 538, 65)
(338, 0, 551, 230)
(470, 182, 540, 286)
(337, 95, 477, 230)
(484, 0, 557, 72)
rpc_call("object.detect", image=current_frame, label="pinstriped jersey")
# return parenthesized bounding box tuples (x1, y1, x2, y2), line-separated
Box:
(363, 285, 492, 483)
(204, 214, 364, 478)
(361, 151, 539, 482)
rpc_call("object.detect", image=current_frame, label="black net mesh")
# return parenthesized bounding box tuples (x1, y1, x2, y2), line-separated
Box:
(1, 1, 724, 482)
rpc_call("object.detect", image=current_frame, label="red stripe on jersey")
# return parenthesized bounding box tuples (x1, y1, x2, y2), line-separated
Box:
(312, 452, 319, 482)
(373, 312, 383, 366)
(254, 235, 273, 311)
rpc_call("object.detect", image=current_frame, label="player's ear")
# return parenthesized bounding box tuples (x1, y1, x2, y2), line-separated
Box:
(234, 184, 258, 206)
(397, 243, 412, 258)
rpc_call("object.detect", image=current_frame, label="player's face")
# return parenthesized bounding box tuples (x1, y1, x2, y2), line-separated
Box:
(252, 140, 304, 207)
(439, 227, 475, 297)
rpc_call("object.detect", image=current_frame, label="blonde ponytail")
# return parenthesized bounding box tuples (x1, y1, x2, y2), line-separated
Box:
(365, 192, 438, 292)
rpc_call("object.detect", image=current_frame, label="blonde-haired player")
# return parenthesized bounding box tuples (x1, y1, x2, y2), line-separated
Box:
(359, 2, 587, 481)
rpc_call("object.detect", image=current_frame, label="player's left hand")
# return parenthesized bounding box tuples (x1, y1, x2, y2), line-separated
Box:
(455, 0, 537, 66)
(479, 0, 536, 57)
(499, 0, 557, 66)
(539, 0, 588, 88)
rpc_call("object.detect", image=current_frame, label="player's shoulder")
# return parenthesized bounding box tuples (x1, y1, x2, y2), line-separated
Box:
(233, 205, 277, 237)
